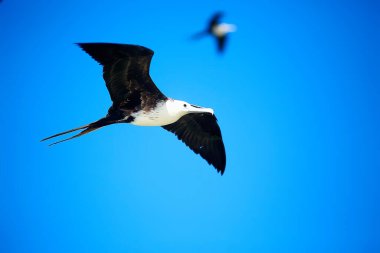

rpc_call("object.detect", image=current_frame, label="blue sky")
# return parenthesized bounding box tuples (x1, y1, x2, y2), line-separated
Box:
(1, 0, 379, 252)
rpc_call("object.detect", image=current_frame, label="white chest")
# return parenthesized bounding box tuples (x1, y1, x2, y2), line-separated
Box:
(212, 23, 236, 37)
(129, 102, 182, 126)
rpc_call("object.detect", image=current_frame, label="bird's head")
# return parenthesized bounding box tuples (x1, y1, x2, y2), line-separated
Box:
(166, 99, 214, 117)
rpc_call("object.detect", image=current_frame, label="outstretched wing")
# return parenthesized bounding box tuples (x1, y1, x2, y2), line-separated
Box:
(216, 35, 227, 53)
(208, 12, 224, 32)
(162, 113, 226, 174)
(77, 43, 167, 110)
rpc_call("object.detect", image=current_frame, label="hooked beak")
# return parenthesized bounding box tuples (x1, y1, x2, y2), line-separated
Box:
(189, 104, 214, 115)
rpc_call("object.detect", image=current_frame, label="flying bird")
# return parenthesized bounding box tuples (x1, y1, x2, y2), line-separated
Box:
(41, 43, 226, 174)
(191, 12, 236, 53)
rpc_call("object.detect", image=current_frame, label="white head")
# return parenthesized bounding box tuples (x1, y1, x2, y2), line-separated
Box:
(166, 99, 214, 118)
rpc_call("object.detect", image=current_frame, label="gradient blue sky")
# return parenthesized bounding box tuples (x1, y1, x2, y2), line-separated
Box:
(1, 0, 379, 252)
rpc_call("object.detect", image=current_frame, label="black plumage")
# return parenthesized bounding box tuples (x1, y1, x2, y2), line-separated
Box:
(163, 113, 226, 174)
(77, 43, 167, 110)
(191, 12, 232, 53)
(42, 43, 226, 174)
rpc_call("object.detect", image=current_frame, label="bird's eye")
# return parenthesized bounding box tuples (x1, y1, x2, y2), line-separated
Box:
(183, 104, 187, 107)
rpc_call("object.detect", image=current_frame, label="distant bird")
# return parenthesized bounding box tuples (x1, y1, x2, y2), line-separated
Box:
(191, 12, 236, 53)
(41, 43, 226, 174)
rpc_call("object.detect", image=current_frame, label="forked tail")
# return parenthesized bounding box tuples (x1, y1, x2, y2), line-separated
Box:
(41, 118, 116, 146)
(190, 30, 208, 40)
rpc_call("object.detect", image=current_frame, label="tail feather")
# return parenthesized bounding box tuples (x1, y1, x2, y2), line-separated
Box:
(41, 124, 89, 142)
(47, 126, 103, 146)
(41, 117, 116, 145)
(190, 30, 208, 40)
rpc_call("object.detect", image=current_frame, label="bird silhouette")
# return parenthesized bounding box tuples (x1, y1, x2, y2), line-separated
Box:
(191, 12, 236, 53)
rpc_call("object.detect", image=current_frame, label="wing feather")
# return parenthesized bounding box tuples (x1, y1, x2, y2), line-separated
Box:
(77, 43, 166, 110)
(162, 113, 226, 174)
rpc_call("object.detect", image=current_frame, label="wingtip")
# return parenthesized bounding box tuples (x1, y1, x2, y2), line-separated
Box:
(213, 161, 225, 175)
(74, 42, 155, 66)
(75, 42, 94, 53)
(218, 165, 226, 175)
(75, 42, 84, 48)
(216, 156, 226, 175)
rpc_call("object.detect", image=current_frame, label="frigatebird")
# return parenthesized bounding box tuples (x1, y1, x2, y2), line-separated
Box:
(41, 43, 226, 174)
(191, 12, 236, 53)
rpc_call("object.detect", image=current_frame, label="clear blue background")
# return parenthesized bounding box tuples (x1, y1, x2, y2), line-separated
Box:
(1, 0, 379, 252)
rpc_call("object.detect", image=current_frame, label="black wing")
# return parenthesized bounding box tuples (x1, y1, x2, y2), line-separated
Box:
(216, 35, 227, 53)
(190, 30, 209, 40)
(77, 43, 167, 111)
(162, 113, 226, 174)
(208, 12, 224, 32)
